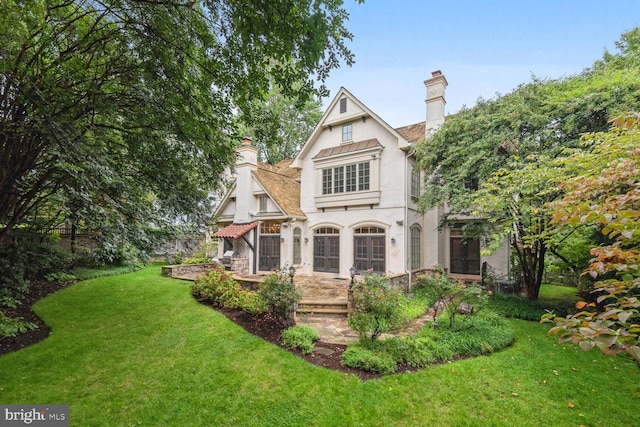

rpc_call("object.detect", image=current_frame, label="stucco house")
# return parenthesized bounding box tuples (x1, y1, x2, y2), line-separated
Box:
(212, 71, 510, 283)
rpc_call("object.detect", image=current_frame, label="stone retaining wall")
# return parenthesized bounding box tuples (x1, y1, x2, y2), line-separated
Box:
(161, 262, 220, 278)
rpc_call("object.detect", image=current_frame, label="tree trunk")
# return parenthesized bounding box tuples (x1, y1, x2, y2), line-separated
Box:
(512, 237, 546, 300)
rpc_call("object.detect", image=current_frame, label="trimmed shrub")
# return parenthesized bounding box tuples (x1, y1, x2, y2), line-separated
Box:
(192, 268, 266, 314)
(341, 345, 397, 374)
(281, 325, 320, 354)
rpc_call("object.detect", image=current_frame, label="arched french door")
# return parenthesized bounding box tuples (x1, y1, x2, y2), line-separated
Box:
(313, 227, 340, 273)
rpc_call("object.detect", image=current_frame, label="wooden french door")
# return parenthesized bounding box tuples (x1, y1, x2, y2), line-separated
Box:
(354, 235, 385, 273)
(259, 236, 280, 271)
(313, 236, 340, 273)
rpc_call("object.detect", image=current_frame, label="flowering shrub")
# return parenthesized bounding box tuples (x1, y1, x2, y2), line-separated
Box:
(348, 273, 406, 341)
(258, 266, 300, 326)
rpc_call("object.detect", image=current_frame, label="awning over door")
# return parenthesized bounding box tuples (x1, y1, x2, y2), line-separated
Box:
(211, 221, 258, 239)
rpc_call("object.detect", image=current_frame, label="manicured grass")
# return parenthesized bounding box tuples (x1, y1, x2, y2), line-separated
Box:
(1, 266, 637, 426)
(539, 283, 581, 305)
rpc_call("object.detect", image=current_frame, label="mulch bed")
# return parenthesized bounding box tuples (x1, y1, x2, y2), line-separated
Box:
(0, 280, 75, 356)
(0, 280, 390, 380)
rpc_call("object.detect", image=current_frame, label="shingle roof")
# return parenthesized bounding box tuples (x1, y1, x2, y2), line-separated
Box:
(211, 221, 258, 238)
(395, 122, 426, 144)
(255, 162, 305, 217)
(311, 139, 383, 160)
(257, 158, 300, 179)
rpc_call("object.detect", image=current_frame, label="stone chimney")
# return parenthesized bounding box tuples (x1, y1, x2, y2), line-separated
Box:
(424, 70, 448, 138)
(234, 137, 258, 223)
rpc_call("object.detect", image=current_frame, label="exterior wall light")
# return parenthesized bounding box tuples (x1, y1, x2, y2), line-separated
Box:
(289, 265, 296, 284)
(349, 266, 357, 288)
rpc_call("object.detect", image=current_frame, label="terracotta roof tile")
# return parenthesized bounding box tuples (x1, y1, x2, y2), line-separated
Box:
(212, 221, 258, 238)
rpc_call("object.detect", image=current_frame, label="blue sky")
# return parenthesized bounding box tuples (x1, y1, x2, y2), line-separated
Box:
(321, 0, 640, 128)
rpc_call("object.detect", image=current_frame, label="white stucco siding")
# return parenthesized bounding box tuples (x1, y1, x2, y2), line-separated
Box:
(299, 206, 407, 277)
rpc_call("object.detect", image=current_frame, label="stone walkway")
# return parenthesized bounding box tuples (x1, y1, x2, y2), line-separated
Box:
(171, 271, 435, 345)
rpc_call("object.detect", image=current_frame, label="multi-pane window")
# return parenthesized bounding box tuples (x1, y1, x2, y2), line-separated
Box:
(342, 124, 352, 142)
(345, 164, 357, 192)
(260, 221, 281, 234)
(322, 168, 333, 194)
(333, 166, 344, 193)
(322, 162, 370, 195)
(358, 162, 370, 191)
(410, 225, 421, 270)
(411, 166, 420, 198)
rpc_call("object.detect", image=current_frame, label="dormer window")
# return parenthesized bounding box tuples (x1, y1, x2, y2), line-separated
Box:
(342, 124, 352, 142)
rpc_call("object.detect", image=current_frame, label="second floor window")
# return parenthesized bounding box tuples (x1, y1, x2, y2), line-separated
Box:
(259, 195, 267, 212)
(342, 124, 352, 142)
(322, 161, 370, 195)
(411, 166, 420, 198)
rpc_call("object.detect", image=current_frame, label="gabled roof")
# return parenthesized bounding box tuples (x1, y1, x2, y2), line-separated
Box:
(254, 163, 304, 217)
(291, 87, 411, 168)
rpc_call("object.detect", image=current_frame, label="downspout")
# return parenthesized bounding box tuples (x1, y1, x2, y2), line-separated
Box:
(253, 227, 258, 274)
(405, 152, 412, 291)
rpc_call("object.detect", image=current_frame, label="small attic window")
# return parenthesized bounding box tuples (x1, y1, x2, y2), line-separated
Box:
(339, 98, 347, 113)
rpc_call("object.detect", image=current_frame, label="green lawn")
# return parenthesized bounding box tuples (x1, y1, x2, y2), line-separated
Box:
(1, 267, 637, 426)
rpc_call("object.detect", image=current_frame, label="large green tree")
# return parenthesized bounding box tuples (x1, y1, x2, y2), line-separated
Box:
(544, 114, 640, 366)
(237, 84, 323, 164)
(416, 29, 640, 299)
(0, 0, 357, 247)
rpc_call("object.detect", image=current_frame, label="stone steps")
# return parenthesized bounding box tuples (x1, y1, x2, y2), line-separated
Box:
(297, 299, 348, 317)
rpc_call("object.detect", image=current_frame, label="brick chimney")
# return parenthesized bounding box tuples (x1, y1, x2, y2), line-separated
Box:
(424, 70, 448, 138)
(234, 137, 258, 223)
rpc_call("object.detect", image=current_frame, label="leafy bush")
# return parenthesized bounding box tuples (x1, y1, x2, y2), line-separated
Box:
(183, 257, 213, 265)
(416, 271, 489, 329)
(0, 312, 37, 339)
(486, 292, 566, 320)
(429, 311, 515, 357)
(45, 272, 77, 283)
(281, 325, 320, 354)
(402, 286, 437, 321)
(340, 344, 397, 374)
(258, 267, 300, 326)
(191, 268, 265, 314)
(341, 310, 515, 373)
(348, 273, 406, 340)
(0, 234, 74, 299)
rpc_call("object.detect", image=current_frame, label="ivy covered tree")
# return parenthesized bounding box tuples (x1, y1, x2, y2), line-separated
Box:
(416, 28, 640, 299)
(0, 0, 357, 249)
(543, 114, 640, 365)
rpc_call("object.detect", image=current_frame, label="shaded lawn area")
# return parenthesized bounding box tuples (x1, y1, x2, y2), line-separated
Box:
(0, 267, 637, 426)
